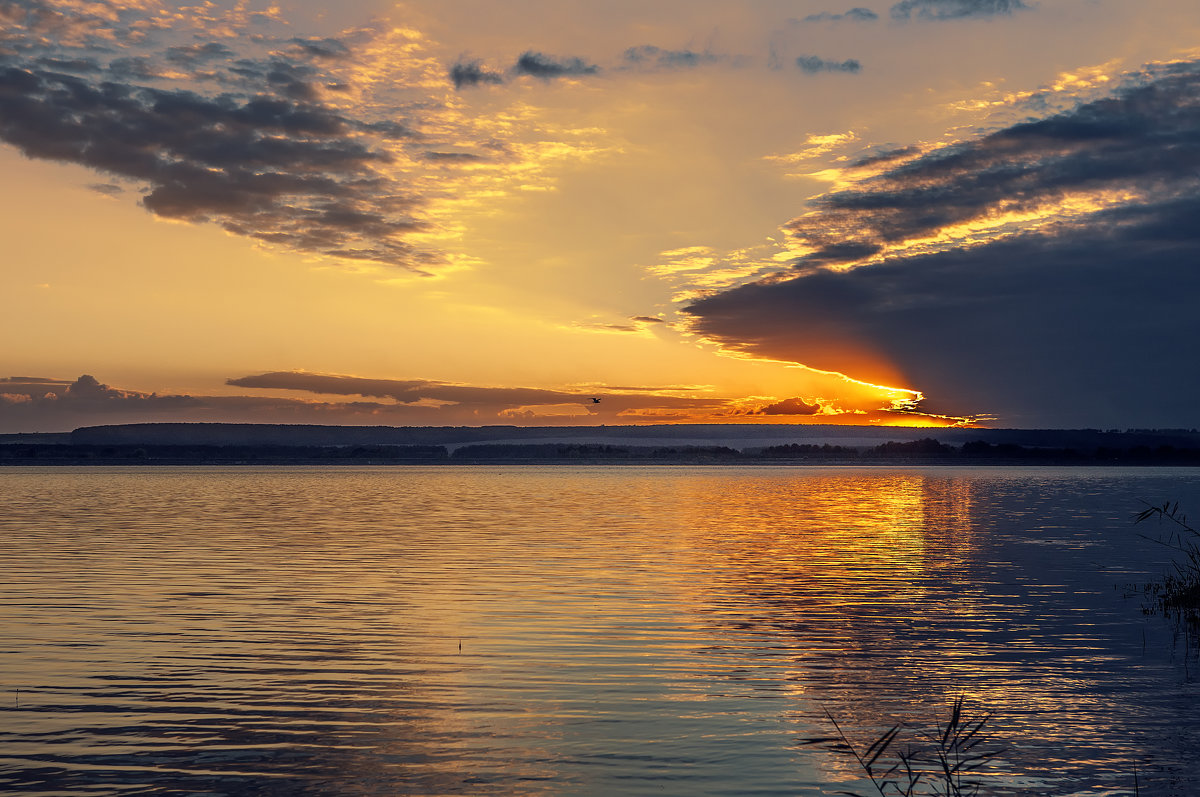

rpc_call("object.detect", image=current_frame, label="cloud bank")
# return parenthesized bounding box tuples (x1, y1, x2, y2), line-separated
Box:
(0, 371, 950, 432)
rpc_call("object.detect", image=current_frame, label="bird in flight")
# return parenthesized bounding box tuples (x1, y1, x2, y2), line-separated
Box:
(590, 397, 601, 404)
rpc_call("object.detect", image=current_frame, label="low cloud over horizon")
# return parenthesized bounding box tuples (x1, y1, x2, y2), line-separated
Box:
(0, 372, 961, 434)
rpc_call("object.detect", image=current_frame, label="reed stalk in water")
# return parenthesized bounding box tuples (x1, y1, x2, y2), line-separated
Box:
(1135, 501, 1200, 628)
(803, 696, 1001, 796)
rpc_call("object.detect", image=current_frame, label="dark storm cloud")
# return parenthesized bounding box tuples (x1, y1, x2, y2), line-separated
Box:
(796, 56, 862, 74)
(684, 63, 1200, 427)
(622, 45, 724, 70)
(449, 58, 504, 89)
(801, 8, 880, 22)
(686, 201, 1200, 427)
(513, 51, 599, 79)
(890, 0, 1030, 20)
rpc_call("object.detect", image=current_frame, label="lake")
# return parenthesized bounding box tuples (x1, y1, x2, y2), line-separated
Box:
(2, 465, 1199, 795)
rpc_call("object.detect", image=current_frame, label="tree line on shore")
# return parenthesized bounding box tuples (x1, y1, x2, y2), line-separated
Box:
(4, 438, 1200, 464)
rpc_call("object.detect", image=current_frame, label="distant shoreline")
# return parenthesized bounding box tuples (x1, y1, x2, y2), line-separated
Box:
(4, 422, 1200, 467)
(5, 440, 1200, 467)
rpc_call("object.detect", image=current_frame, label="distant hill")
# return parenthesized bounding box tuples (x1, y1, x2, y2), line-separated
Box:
(64, 422, 1200, 453)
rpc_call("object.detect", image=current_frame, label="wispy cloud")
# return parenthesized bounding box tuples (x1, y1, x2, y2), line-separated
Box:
(449, 57, 504, 89)
(801, 8, 880, 23)
(622, 45, 727, 70)
(890, 0, 1031, 21)
(796, 56, 862, 74)
(513, 51, 599, 79)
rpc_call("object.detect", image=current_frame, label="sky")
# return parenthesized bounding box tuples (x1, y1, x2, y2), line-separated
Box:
(2, 0, 1199, 432)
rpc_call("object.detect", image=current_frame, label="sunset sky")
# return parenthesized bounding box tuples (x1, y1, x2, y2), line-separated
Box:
(3, 0, 1199, 432)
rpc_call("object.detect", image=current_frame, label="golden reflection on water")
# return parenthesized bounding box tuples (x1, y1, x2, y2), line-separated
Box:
(625, 468, 1198, 794)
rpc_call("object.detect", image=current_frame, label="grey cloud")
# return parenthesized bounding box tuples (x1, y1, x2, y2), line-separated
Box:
(623, 45, 724, 70)
(261, 58, 321, 100)
(449, 58, 504, 89)
(760, 397, 822, 416)
(86, 182, 123, 195)
(107, 57, 165, 81)
(581, 323, 639, 332)
(513, 51, 599, 79)
(683, 63, 1200, 427)
(0, 374, 458, 432)
(631, 316, 665, 324)
(0, 0, 155, 52)
(849, 145, 920, 168)
(228, 371, 748, 416)
(423, 151, 485, 163)
(227, 371, 588, 407)
(35, 56, 101, 73)
(165, 42, 235, 66)
(802, 8, 880, 22)
(796, 56, 862, 74)
(890, 0, 1030, 20)
(0, 58, 433, 272)
(801, 241, 883, 267)
(287, 37, 351, 60)
(0, 374, 202, 411)
(0, 376, 72, 391)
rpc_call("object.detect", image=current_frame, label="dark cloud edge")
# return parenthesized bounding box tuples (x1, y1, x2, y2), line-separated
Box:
(680, 59, 1200, 428)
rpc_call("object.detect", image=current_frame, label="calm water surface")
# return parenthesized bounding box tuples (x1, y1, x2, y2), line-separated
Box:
(2, 466, 1200, 795)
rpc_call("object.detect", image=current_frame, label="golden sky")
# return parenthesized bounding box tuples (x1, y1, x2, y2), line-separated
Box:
(3, 0, 1200, 431)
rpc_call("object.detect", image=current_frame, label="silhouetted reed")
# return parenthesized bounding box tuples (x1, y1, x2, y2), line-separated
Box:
(1135, 501, 1200, 629)
(802, 696, 1002, 796)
